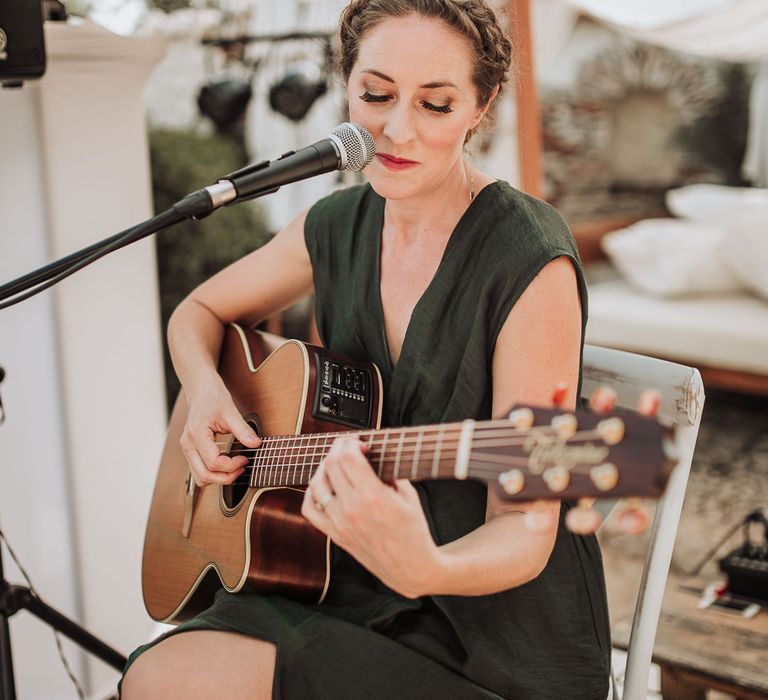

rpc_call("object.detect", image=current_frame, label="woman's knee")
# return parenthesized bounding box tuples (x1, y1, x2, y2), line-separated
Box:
(120, 630, 276, 700)
(120, 648, 167, 700)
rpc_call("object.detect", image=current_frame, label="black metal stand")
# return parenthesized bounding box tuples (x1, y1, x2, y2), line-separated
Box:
(0, 366, 127, 699)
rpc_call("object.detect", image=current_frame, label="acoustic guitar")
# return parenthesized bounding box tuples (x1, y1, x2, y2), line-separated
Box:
(142, 324, 675, 624)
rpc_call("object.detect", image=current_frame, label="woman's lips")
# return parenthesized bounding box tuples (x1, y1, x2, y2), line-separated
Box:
(376, 153, 419, 171)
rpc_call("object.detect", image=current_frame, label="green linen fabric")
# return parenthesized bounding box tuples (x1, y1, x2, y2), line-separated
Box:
(122, 181, 610, 700)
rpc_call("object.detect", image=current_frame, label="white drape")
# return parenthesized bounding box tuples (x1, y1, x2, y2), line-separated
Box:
(743, 61, 768, 186)
(566, 0, 768, 61)
(551, 0, 768, 185)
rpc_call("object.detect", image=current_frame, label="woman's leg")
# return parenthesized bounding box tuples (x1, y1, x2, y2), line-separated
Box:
(121, 629, 277, 700)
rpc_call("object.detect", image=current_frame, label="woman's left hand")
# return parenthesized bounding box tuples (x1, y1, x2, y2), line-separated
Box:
(301, 435, 441, 599)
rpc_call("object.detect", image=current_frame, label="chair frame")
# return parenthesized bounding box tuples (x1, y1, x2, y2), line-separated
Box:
(583, 344, 705, 700)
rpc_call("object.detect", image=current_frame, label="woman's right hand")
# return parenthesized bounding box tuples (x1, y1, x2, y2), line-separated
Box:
(179, 378, 262, 487)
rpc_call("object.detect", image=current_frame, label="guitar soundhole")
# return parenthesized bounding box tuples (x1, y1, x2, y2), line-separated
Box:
(222, 470, 250, 510)
(222, 418, 259, 511)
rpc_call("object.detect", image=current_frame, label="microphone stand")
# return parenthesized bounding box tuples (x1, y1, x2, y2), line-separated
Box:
(0, 132, 345, 307)
(0, 163, 280, 307)
(0, 366, 126, 700)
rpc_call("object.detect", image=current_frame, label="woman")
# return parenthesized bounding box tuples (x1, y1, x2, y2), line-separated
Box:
(122, 0, 610, 698)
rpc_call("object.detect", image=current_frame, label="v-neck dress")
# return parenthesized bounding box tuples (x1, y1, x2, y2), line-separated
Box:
(122, 181, 610, 700)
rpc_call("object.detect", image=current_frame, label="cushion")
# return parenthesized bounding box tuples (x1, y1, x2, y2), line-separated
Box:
(720, 208, 768, 301)
(600, 218, 742, 297)
(666, 183, 768, 224)
(586, 278, 768, 375)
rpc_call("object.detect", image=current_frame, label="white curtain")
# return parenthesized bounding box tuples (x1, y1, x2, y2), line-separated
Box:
(743, 61, 768, 186)
(558, 0, 768, 185)
(565, 0, 768, 60)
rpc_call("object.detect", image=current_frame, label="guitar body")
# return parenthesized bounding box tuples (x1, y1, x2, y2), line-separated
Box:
(141, 326, 383, 623)
(142, 325, 675, 624)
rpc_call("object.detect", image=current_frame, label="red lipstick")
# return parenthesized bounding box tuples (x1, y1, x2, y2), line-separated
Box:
(376, 153, 419, 171)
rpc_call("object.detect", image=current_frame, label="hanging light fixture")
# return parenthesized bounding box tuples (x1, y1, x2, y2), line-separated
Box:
(197, 77, 254, 130)
(268, 37, 332, 122)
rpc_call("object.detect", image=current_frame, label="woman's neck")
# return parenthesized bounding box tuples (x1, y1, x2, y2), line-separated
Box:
(382, 159, 473, 242)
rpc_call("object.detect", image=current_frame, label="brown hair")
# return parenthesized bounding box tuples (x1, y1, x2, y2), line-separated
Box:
(338, 0, 513, 107)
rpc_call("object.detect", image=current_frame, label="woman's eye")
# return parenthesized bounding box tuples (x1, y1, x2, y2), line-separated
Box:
(422, 101, 453, 114)
(360, 91, 390, 103)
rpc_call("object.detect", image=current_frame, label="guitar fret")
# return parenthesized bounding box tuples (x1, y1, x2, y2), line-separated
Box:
(279, 436, 286, 485)
(378, 430, 389, 477)
(394, 431, 405, 480)
(411, 428, 423, 480)
(260, 441, 267, 486)
(299, 436, 307, 485)
(269, 438, 277, 486)
(431, 425, 444, 479)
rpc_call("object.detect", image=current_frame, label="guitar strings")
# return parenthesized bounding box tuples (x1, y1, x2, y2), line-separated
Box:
(213, 417, 605, 449)
(205, 419, 630, 488)
(217, 428, 611, 464)
(215, 424, 613, 453)
(234, 448, 613, 486)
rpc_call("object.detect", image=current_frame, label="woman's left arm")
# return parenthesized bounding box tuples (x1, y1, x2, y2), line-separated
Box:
(420, 255, 583, 595)
(302, 255, 583, 597)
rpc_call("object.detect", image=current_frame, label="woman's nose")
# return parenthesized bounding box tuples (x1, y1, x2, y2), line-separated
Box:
(382, 102, 417, 146)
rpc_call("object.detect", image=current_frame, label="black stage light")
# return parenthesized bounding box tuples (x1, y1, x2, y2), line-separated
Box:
(268, 67, 327, 122)
(197, 77, 253, 130)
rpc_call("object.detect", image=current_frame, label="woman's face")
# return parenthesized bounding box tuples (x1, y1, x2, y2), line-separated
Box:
(347, 15, 485, 201)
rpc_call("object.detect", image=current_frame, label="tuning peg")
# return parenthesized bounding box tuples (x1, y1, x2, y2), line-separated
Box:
(565, 498, 602, 534)
(551, 413, 577, 439)
(590, 463, 619, 492)
(638, 389, 661, 417)
(596, 417, 625, 445)
(499, 468, 525, 495)
(543, 465, 570, 492)
(589, 385, 617, 414)
(616, 498, 651, 535)
(508, 408, 534, 431)
(551, 382, 569, 408)
(523, 501, 557, 533)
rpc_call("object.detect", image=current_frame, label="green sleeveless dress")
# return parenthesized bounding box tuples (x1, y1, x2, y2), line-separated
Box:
(123, 181, 611, 700)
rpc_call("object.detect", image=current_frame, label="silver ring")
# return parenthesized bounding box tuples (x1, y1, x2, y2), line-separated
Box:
(314, 492, 335, 511)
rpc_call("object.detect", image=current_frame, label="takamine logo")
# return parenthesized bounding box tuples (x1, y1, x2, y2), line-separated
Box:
(0, 27, 7, 61)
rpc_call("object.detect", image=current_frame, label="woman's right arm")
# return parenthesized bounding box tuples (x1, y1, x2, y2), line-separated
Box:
(168, 209, 314, 487)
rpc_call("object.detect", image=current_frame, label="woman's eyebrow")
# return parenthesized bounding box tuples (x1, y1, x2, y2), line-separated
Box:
(361, 69, 458, 89)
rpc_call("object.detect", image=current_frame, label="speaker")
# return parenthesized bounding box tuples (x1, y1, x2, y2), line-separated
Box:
(0, 0, 46, 87)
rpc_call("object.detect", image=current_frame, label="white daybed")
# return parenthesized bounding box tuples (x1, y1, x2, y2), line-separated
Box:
(586, 271, 768, 395)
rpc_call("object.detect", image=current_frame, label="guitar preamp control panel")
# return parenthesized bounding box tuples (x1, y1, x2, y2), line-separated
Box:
(313, 353, 374, 428)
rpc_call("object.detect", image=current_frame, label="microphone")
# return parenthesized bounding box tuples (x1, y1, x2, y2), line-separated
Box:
(205, 122, 376, 208)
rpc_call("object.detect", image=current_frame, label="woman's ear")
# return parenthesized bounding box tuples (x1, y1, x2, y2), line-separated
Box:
(472, 84, 500, 128)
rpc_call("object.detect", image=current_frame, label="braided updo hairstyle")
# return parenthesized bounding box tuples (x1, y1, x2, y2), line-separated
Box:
(338, 0, 513, 108)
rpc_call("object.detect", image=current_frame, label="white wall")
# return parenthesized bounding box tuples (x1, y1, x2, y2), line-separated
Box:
(0, 19, 166, 698)
(0, 77, 87, 700)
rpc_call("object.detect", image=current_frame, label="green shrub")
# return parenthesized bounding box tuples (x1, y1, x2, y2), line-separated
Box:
(150, 127, 273, 413)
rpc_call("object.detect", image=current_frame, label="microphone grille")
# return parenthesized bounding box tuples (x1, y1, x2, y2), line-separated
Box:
(330, 122, 376, 172)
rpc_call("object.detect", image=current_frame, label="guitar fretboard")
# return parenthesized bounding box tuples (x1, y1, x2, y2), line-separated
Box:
(239, 424, 464, 487)
(224, 418, 612, 489)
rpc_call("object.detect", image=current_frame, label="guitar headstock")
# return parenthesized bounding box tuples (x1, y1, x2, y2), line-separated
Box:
(474, 387, 676, 534)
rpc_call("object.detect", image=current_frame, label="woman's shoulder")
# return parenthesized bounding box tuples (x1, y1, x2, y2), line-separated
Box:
(482, 180, 577, 256)
(306, 182, 377, 232)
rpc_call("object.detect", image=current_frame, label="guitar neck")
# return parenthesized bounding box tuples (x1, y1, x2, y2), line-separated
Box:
(243, 422, 468, 488)
(235, 410, 644, 502)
